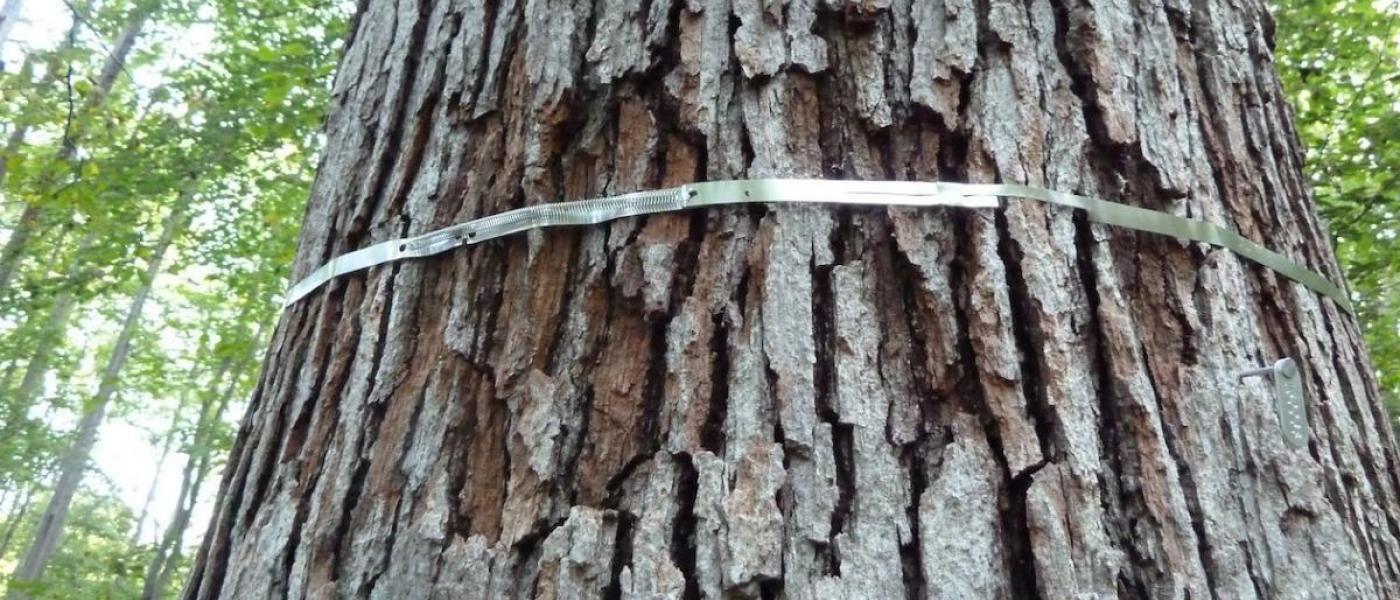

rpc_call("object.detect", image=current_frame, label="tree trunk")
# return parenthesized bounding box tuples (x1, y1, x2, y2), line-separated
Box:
(185, 0, 1400, 598)
(130, 408, 183, 546)
(141, 360, 241, 600)
(0, 484, 33, 558)
(6, 207, 182, 598)
(7, 230, 97, 405)
(0, 21, 74, 187)
(0, 6, 150, 295)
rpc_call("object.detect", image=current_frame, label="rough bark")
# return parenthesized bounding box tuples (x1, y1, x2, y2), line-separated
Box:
(5, 207, 183, 598)
(187, 0, 1400, 598)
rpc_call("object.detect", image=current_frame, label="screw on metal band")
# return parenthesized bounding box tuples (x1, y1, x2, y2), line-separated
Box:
(281, 178, 1353, 315)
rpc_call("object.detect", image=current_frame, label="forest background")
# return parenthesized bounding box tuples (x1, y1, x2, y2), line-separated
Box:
(0, 0, 1392, 597)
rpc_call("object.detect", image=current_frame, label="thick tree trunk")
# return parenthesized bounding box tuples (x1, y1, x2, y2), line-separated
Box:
(186, 0, 1400, 598)
(6, 207, 182, 598)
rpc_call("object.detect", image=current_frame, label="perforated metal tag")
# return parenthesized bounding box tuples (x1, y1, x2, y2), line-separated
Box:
(1271, 359, 1310, 449)
(1241, 358, 1310, 449)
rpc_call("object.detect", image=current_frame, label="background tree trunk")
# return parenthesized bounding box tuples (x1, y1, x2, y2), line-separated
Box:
(0, 6, 150, 295)
(140, 359, 240, 600)
(0, 13, 78, 187)
(0, 486, 32, 558)
(130, 408, 181, 546)
(185, 0, 1400, 597)
(6, 205, 183, 598)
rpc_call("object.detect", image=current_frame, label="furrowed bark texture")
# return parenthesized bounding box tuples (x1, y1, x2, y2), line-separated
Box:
(186, 0, 1400, 597)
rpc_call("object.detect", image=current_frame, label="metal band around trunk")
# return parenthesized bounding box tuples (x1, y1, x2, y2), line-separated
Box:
(282, 179, 1352, 314)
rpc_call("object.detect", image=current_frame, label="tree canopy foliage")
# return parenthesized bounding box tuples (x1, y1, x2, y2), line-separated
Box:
(1274, 0, 1400, 420)
(0, 0, 1392, 596)
(0, 0, 344, 596)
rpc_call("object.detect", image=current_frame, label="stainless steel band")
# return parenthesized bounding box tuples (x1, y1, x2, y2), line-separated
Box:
(282, 179, 1353, 314)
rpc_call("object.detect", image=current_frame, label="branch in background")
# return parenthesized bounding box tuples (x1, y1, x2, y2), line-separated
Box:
(60, 9, 75, 157)
(57, 0, 139, 85)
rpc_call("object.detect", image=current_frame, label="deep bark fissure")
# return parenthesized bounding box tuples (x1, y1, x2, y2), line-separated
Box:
(824, 422, 855, 576)
(1140, 351, 1223, 594)
(511, 513, 560, 585)
(603, 445, 656, 500)
(946, 209, 1043, 600)
(701, 310, 731, 454)
(1324, 356, 1400, 578)
(899, 441, 929, 600)
(562, 383, 595, 509)
(458, 0, 500, 117)
(601, 511, 634, 600)
(669, 452, 701, 600)
(1329, 319, 1400, 548)
(886, 218, 944, 422)
(1003, 464, 1046, 600)
(666, 211, 708, 309)
(811, 213, 853, 576)
(1071, 212, 1153, 596)
(326, 262, 406, 588)
(993, 207, 1057, 462)
(358, 385, 432, 598)
(243, 293, 357, 549)
(441, 366, 481, 540)
(866, 217, 940, 600)
(1162, 249, 1204, 364)
(1239, 535, 1271, 598)
(993, 207, 1059, 600)
(277, 303, 354, 470)
(346, 0, 435, 246)
(646, 0, 685, 80)
(390, 16, 455, 220)
(639, 315, 672, 448)
(318, 410, 371, 584)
